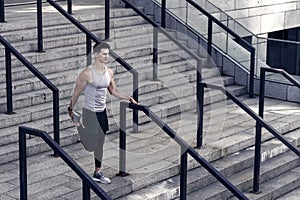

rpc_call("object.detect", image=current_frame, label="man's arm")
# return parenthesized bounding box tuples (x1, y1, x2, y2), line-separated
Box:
(68, 68, 90, 116)
(107, 68, 138, 104)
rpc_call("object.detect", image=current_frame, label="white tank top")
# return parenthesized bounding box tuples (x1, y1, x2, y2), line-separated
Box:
(83, 65, 111, 112)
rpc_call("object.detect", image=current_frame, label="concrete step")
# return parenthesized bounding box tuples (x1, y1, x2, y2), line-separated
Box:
(276, 184, 300, 200)
(185, 151, 300, 200)
(0, 40, 186, 84)
(0, 72, 239, 144)
(0, 59, 235, 130)
(0, 75, 246, 164)
(0, 46, 208, 111)
(53, 98, 300, 199)
(0, 94, 299, 199)
(0, 6, 139, 33)
(115, 130, 300, 200)
(0, 95, 195, 164)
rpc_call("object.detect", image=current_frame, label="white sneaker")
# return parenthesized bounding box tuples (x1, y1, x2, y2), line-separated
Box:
(93, 171, 111, 184)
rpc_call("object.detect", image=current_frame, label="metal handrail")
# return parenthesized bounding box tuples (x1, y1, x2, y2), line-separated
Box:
(46, 0, 139, 132)
(157, 0, 256, 97)
(253, 67, 300, 192)
(119, 101, 249, 200)
(120, 0, 203, 63)
(0, 35, 60, 152)
(119, 0, 205, 147)
(202, 82, 300, 193)
(19, 126, 111, 200)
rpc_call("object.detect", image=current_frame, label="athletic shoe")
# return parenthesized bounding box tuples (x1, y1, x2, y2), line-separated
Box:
(93, 171, 111, 184)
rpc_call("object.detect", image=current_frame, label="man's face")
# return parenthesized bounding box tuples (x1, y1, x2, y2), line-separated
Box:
(95, 48, 109, 63)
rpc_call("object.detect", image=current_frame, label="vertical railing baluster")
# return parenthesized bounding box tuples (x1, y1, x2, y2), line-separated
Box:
(153, 27, 158, 81)
(86, 36, 92, 66)
(132, 72, 139, 133)
(67, 0, 72, 14)
(105, 0, 110, 40)
(253, 68, 265, 193)
(207, 18, 212, 56)
(180, 147, 188, 200)
(53, 89, 60, 156)
(118, 102, 128, 176)
(196, 66, 204, 148)
(37, 0, 44, 52)
(5, 47, 14, 114)
(82, 181, 91, 200)
(0, 0, 5, 22)
(249, 49, 255, 98)
(161, 0, 166, 28)
(19, 127, 28, 200)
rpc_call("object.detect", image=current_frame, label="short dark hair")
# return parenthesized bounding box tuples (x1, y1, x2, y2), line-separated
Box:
(93, 41, 110, 53)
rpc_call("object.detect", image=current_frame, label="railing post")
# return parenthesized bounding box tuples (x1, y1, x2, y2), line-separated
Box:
(5, 47, 14, 114)
(0, 0, 5, 22)
(82, 181, 91, 200)
(105, 0, 110, 40)
(253, 68, 265, 193)
(153, 27, 158, 81)
(132, 73, 139, 133)
(37, 0, 44, 52)
(86, 36, 92, 66)
(180, 147, 187, 200)
(53, 89, 60, 156)
(19, 127, 28, 200)
(67, 0, 72, 14)
(249, 48, 255, 98)
(161, 0, 166, 28)
(207, 18, 212, 56)
(196, 60, 203, 148)
(117, 102, 128, 176)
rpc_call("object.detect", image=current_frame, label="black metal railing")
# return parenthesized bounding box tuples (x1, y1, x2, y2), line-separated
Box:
(118, 101, 249, 200)
(155, 0, 256, 98)
(200, 82, 300, 194)
(19, 126, 111, 200)
(0, 0, 5, 22)
(45, 0, 139, 132)
(0, 35, 60, 152)
(1, 0, 69, 50)
(253, 67, 300, 192)
(117, 0, 205, 147)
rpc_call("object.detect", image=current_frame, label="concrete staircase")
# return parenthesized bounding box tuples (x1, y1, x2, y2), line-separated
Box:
(0, 1, 299, 200)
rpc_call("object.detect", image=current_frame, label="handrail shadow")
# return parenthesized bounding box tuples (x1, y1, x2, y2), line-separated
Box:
(19, 126, 111, 200)
(0, 35, 60, 153)
(118, 101, 248, 200)
(46, 0, 139, 132)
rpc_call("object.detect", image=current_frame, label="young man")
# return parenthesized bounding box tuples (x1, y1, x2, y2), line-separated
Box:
(68, 41, 138, 184)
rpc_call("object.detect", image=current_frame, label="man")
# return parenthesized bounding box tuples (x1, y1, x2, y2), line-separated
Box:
(68, 41, 138, 184)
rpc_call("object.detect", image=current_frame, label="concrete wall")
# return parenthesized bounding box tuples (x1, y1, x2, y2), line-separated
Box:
(208, 0, 300, 35)
(113, 0, 300, 36)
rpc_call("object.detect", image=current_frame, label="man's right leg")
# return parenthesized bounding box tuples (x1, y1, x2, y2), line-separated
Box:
(93, 132, 111, 184)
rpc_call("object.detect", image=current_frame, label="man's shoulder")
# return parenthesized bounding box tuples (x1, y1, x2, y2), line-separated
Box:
(79, 67, 92, 79)
(107, 67, 114, 75)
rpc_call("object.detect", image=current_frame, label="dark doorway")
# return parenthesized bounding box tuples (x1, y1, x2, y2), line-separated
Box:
(267, 27, 300, 75)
